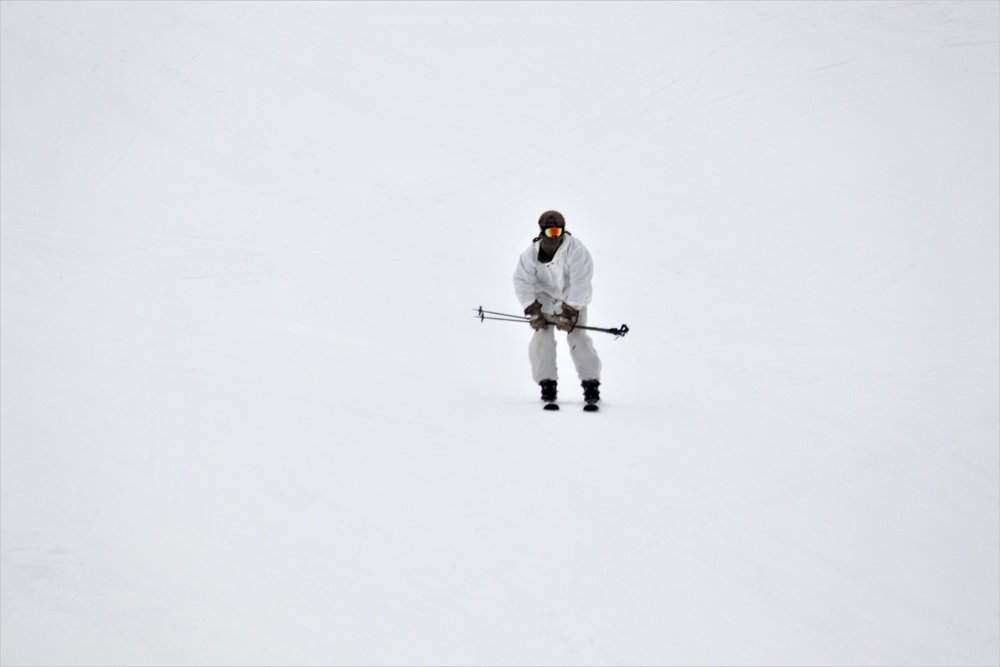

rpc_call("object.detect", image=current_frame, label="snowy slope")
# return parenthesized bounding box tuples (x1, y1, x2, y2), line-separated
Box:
(1, 1, 998, 665)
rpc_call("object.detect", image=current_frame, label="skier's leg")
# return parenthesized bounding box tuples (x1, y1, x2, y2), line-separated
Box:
(567, 307, 602, 382)
(529, 324, 558, 384)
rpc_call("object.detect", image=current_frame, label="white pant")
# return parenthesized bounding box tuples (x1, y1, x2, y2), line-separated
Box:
(528, 306, 602, 384)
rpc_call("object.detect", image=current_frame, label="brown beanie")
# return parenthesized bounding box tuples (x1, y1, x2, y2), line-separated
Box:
(538, 210, 565, 228)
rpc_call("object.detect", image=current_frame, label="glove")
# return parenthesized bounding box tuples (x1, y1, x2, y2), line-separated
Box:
(524, 300, 547, 331)
(556, 304, 578, 332)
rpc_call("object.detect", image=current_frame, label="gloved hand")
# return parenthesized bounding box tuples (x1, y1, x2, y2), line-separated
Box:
(524, 300, 547, 331)
(556, 304, 578, 332)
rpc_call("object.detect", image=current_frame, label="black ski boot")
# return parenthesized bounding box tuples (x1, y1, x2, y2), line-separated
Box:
(540, 380, 559, 410)
(582, 380, 600, 412)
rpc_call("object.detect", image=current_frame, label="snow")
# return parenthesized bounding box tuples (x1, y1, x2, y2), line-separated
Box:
(1, 1, 998, 665)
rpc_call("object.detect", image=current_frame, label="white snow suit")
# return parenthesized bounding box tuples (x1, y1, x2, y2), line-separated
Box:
(513, 234, 603, 384)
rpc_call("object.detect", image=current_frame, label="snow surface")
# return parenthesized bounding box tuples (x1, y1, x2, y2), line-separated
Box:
(1, 1, 998, 665)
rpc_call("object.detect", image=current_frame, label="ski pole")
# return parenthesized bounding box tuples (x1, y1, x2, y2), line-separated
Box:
(473, 306, 629, 338)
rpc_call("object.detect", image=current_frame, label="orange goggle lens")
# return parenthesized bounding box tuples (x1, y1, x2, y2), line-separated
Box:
(544, 227, 563, 238)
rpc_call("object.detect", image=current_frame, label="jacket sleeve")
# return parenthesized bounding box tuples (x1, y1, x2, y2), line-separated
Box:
(513, 248, 539, 310)
(564, 241, 594, 310)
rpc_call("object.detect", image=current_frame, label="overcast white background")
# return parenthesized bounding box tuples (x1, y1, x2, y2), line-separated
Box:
(1, 1, 998, 665)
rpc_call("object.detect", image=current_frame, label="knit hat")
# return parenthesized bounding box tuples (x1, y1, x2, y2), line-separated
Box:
(538, 210, 565, 228)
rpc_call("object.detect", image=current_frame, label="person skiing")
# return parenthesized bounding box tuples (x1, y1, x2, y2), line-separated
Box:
(513, 210, 602, 408)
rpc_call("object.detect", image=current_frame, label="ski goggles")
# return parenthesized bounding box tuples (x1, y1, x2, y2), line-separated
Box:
(543, 226, 564, 238)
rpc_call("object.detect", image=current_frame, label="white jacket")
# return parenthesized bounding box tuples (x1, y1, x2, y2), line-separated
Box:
(513, 234, 594, 314)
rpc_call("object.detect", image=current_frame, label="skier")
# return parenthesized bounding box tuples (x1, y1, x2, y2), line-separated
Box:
(513, 210, 602, 408)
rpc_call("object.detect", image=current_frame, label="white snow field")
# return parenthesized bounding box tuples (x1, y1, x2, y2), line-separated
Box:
(2, 1, 998, 665)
